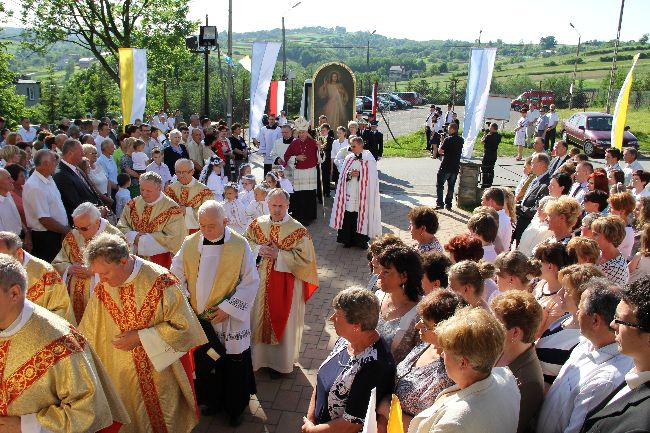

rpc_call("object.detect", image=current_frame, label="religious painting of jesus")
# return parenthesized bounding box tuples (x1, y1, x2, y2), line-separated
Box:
(312, 62, 356, 130)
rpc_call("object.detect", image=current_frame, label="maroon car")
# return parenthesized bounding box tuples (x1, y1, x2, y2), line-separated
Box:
(560, 112, 639, 157)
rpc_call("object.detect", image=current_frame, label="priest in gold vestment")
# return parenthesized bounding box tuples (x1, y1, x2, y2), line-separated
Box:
(0, 231, 74, 324)
(164, 158, 214, 234)
(52, 202, 123, 323)
(171, 200, 259, 424)
(244, 188, 319, 375)
(0, 253, 129, 433)
(117, 171, 187, 269)
(79, 233, 207, 433)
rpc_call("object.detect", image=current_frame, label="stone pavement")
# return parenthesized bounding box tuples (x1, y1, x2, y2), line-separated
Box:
(192, 157, 471, 433)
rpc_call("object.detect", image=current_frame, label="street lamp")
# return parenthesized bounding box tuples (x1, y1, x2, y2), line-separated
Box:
(568, 22, 581, 110)
(367, 30, 376, 95)
(606, 0, 626, 113)
(282, 2, 302, 81)
(196, 17, 218, 118)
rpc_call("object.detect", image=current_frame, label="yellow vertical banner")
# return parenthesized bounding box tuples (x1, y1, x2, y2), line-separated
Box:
(118, 48, 147, 127)
(611, 53, 640, 150)
(387, 394, 404, 433)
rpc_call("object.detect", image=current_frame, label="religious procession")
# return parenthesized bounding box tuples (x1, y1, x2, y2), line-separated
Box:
(1, 3, 650, 432)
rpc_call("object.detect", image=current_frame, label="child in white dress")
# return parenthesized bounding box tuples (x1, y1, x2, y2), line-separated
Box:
(246, 184, 270, 220)
(238, 174, 256, 208)
(274, 165, 294, 193)
(222, 182, 251, 234)
(199, 155, 227, 201)
(131, 140, 149, 173)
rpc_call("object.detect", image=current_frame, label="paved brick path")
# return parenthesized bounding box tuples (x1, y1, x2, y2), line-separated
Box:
(193, 161, 471, 433)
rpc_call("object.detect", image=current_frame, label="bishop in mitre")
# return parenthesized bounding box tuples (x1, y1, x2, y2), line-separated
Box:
(171, 200, 259, 424)
(0, 231, 74, 324)
(0, 253, 130, 433)
(79, 233, 207, 433)
(52, 202, 123, 323)
(245, 188, 319, 376)
(164, 159, 214, 234)
(118, 171, 187, 269)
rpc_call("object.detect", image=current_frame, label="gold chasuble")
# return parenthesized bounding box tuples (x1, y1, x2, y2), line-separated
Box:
(117, 195, 187, 268)
(52, 220, 123, 323)
(245, 215, 318, 345)
(24, 252, 75, 324)
(164, 180, 214, 231)
(79, 259, 207, 433)
(0, 302, 130, 432)
(181, 231, 245, 320)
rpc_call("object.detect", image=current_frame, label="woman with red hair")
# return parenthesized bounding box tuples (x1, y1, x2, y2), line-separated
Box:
(587, 171, 608, 194)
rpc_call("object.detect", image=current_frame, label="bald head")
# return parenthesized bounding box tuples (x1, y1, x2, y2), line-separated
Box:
(198, 200, 227, 241)
(174, 158, 194, 171)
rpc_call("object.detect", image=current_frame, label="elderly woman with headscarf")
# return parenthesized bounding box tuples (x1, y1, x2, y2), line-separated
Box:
(302, 287, 395, 433)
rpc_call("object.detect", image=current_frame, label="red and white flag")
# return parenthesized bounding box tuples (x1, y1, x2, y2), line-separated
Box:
(371, 81, 378, 118)
(269, 80, 286, 115)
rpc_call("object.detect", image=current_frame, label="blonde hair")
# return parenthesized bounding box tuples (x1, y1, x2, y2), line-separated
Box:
(1, 145, 20, 161)
(500, 187, 517, 224)
(544, 196, 582, 227)
(494, 251, 542, 284)
(558, 263, 605, 305)
(82, 143, 97, 156)
(124, 137, 137, 151)
(591, 215, 626, 247)
(435, 306, 506, 375)
(567, 237, 600, 264)
(491, 290, 543, 344)
(448, 260, 495, 296)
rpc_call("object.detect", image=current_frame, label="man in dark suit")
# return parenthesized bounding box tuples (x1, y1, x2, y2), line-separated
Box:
(53, 138, 103, 223)
(513, 152, 551, 243)
(365, 120, 383, 161)
(435, 122, 464, 210)
(548, 140, 570, 175)
(581, 276, 650, 433)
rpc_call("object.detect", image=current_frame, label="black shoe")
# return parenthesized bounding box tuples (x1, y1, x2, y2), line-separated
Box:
(445, 205, 452, 210)
(268, 368, 284, 380)
(229, 413, 244, 427)
(200, 405, 219, 416)
(434, 205, 444, 210)
(343, 244, 352, 248)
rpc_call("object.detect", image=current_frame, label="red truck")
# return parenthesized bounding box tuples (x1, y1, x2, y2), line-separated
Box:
(511, 90, 555, 111)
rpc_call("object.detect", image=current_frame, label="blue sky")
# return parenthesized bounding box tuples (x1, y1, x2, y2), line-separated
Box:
(3, 0, 649, 44)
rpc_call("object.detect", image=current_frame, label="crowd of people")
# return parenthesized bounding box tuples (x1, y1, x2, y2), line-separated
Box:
(0, 106, 649, 433)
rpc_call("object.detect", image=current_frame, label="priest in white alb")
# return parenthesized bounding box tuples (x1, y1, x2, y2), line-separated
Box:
(245, 188, 318, 377)
(52, 202, 123, 323)
(330, 135, 382, 248)
(0, 253, 129, 433)
(79, 233, 207, 433)
(171, 200, 259, 425)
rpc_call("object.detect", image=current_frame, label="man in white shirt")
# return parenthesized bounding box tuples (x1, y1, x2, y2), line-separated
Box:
(537, 279, 634, 433)
(481, 187, 512, 253)
(258, 113, 282, 175)
(277, 110, 288, 126)
(94, 121, 111, 153)
(622, 147, 644, 185)
(424, 105, 436, 151)
(185, 128, 204, 173)
(17, 117, 37, 143)
(526, 103, 540, 147)
(97, 139, 118, 197)
(544, 104, 559, 152)
(581, 276, 650, 432)
(22, 149, 70, 262)
(0, 168, 26, 240)
(605, 148, 623, 173)
(444, 102, 454, 126)
(569, 161, 593, 204)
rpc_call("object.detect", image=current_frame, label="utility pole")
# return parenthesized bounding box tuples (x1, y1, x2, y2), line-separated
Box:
(606, 0, 625, 113)
(282, 2, 302, 81)
(366, 30, 376, 96)
(569, 23, 581, 110)
(204, 15, 210, 118)
(216, 29, 227, 119)
(227, 0, 233, 127)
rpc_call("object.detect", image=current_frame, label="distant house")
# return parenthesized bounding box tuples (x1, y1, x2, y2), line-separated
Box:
(539, 50, 555, 57)
(15, 79, 41, 106)
(389, 65, 407, 81)
(78, 57, 94, 69)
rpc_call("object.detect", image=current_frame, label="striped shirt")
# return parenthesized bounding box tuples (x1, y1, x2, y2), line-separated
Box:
(536, 314, 580, 386)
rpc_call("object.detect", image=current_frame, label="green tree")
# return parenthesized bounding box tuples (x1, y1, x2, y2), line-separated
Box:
(0, 2, 27, 126)
(539, 36, 557, 50)
(64, 60, 75, 80)
(40, 66, 60, 123)
(20, 0, 198, 84)
(640, 33, 649, 44)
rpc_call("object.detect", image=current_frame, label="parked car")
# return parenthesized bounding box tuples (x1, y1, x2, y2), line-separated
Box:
(379, 93, 410, 109)
(355, 97, 364, 112)
(378, 96, 396, 110)
(560, 111, 639, 157)
(511, 90, 555, 111)
(394, 92, 424, 105)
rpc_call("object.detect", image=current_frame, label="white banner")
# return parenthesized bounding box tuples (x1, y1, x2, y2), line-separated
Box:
(361, 388, 377, 433)
(462, 48, 497, 158)
(248, 42, 281, 141)
(118, 48, 147, 124)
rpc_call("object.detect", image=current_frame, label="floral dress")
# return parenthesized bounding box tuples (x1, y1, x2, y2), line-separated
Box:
(395, 343, 454, 416)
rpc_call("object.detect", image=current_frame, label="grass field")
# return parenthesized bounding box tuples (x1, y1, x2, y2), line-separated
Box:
(385, 107, 650, 158)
